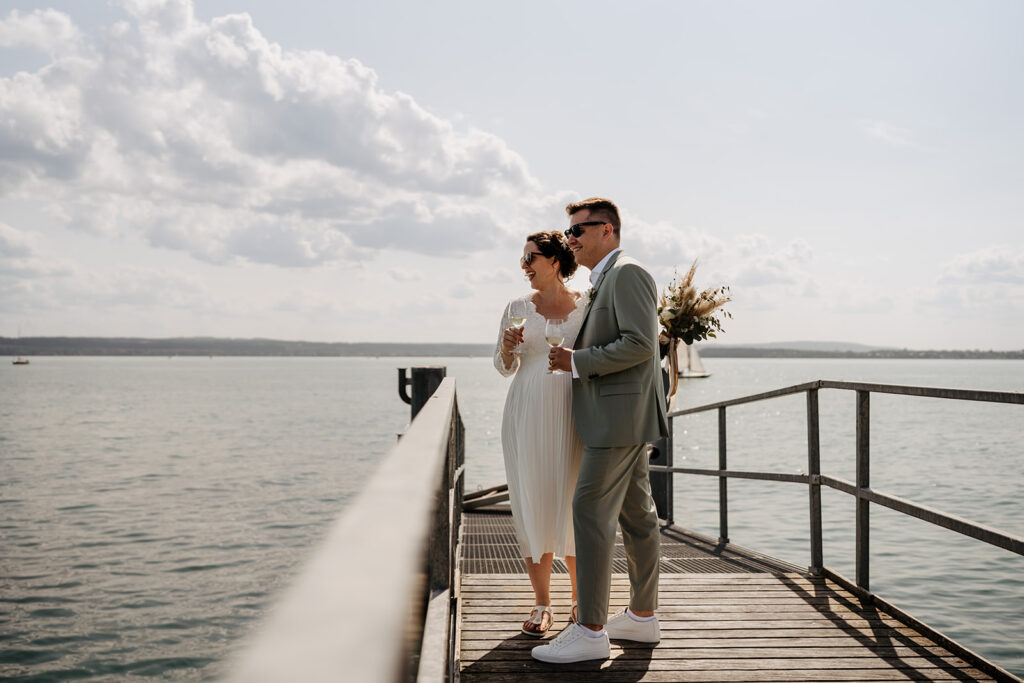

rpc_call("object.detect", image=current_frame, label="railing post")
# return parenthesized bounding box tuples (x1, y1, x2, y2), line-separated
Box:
(806, 389, 823, 575)
(718, 406, 729, 544)
(450, 397, 465, 590)
(398, 367, 447, 420)
(426, 371, 453, 594)
(649, 421, 674, 523)
(856, 390, 870, 591)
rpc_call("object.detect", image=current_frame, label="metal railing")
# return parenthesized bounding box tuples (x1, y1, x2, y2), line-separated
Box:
(223, 376, 464, 683)
(650, 379, 1024, 590)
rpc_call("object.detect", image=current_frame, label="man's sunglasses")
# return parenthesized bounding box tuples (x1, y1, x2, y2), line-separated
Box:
(564, 221, 606, 238)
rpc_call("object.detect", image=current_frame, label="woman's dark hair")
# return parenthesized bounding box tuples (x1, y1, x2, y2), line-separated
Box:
(527, 230, 578, 279)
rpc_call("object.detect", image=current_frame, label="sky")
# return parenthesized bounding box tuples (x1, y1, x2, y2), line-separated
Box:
(0, 0, 1021, 350)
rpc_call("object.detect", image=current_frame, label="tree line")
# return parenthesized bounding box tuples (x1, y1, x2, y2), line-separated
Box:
(2, 337, 1021, 359)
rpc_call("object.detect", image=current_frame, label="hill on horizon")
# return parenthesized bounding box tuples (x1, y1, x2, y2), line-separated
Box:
(710, 341, 893, 352)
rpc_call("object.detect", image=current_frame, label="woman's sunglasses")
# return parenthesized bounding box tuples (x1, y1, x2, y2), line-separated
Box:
(521, 251, 545, 266)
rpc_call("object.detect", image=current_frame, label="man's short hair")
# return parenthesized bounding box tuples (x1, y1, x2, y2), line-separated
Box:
(565, 197, 621, 236)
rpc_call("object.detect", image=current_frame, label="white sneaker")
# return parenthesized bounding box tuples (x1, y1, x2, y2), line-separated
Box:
(531, 623, 610, 663)
(605, 609, 660, 643)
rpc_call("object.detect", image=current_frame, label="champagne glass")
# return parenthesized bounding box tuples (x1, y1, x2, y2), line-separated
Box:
(508, 300, 527, 351)
(545, 318, 566, 374)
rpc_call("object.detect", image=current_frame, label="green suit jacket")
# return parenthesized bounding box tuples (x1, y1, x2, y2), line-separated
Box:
(572, 250, 669, 448)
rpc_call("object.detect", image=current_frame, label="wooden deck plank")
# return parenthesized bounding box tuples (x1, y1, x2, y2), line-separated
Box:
(462, 627, 931, 640)
(460, 637, 947, 651)
(460, 669, 994, 682)
(460, 622, 934, 635)
(462, 614, 913, 624)
(455, 511, 1008, 683)
(464, 604, 876, 613)
(463, 658, 980, 671)
(463, 584, 847, 590)
(464, 602, 880, 610)
(460, 645, 971, 663)
(462, 613, 918, 628)
(461, 588, 818, 594)
(463, 578, 822, 582)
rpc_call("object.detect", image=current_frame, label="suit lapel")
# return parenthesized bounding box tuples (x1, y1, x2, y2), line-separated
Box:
(575, 250, 623, 348)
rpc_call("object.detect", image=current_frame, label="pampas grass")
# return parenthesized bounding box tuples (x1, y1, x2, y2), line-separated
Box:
(658, 260, 732, 345)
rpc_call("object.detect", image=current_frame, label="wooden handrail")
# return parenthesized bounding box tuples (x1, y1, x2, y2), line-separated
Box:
(223, 378, 462, 683)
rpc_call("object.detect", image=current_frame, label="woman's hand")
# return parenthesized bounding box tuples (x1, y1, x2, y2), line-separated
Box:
(500, 326, 524, 354)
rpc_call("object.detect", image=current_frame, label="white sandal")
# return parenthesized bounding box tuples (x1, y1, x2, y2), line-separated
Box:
(521, 605, 553, 636)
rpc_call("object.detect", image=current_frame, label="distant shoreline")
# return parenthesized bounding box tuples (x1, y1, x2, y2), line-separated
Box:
(2, 337, 1022, 360)
(699, 347, 1024, 360)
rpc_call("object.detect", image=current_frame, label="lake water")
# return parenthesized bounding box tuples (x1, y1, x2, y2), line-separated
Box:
(1, 356, 1022, 679)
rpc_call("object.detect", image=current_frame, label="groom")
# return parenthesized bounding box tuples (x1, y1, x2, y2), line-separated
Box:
(536, 197, 668, 663)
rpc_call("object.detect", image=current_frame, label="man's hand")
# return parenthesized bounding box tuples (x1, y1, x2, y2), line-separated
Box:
(548, 346, 573, 373)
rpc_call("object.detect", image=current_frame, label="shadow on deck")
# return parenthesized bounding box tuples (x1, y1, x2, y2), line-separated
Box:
(456, 508, 1002, 682)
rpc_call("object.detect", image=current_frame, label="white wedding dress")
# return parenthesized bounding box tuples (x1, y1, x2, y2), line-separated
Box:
(494, 293, 586, 560)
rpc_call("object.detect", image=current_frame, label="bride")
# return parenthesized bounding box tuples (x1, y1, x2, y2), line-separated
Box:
(495, 230, 586, 636)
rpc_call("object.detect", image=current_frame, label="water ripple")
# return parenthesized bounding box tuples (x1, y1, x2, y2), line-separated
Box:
(1, 596, 78, 605)
(166, 559, 253, 573)
(27, 609, 76, 618)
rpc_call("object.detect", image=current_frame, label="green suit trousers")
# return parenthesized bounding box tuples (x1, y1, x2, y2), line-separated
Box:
(573, 442, 660, 626)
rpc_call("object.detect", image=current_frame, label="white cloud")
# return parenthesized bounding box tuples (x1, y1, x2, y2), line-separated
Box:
(386, 268, 422, 283)
(464, 267, 515, 287)
(0, 0, 539, 267)
(906, 246, 1024, 328)
(609, 219, 823, 318)
(857, 119, 934, 152)
(939, 246, 1024, 285)
(728, 236, 813, 287)
(0, 247, 210, 316)
(0, 222, 74, 293)
(914, 281, 1024, 320)
(625, 217, 727, 271)
(0, 221, 35, 258)
(74, 266, 211, 309)
(0, 9, 81, 56)
(829, 291, 895, 315)
(449, 284, 474, 300)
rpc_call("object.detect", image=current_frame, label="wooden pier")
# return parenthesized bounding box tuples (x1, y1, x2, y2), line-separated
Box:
(223, 370, 1023, 682)
(457, 508, 1001, 682)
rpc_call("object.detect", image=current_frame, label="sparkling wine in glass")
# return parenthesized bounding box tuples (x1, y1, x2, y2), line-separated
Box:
(509, 300, 527, 350)
(545, 318, 566, 374)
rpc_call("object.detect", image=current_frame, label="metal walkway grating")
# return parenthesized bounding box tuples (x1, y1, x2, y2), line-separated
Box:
(460, 509, 800, 575)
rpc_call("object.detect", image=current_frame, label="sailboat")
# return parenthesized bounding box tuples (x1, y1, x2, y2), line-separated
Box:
(676, 343, 710, 378)
(11, 327, 29, 364)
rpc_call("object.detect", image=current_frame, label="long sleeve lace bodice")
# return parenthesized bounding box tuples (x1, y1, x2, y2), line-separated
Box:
(493, 293, 587, 377)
